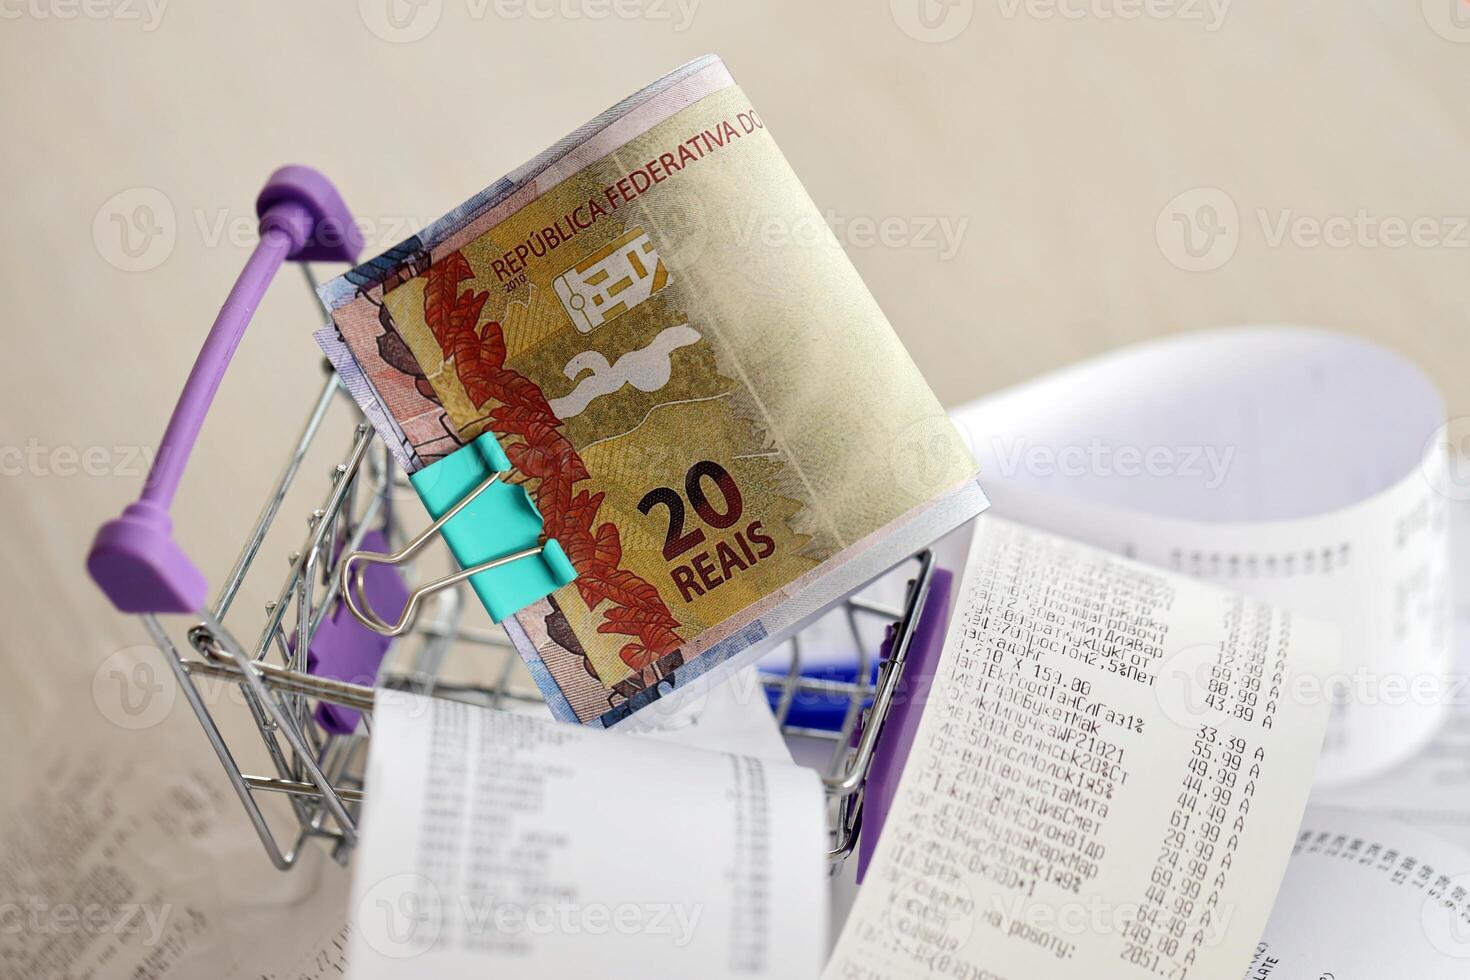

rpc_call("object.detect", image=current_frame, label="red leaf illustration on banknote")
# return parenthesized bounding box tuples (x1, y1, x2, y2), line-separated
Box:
(511, 423, 587, 486)
(450, 292, 490, 352)
(424, 251, 479, 349)
(453, 332, 503, 407)
(488, 371, 556, 419)
(425, 249, 683, 677)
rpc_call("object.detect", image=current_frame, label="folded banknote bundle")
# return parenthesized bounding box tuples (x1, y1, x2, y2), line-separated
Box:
(318, 54, 986, 727)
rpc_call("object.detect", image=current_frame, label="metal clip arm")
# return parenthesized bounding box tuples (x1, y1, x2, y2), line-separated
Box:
(340, 469, 550, 637)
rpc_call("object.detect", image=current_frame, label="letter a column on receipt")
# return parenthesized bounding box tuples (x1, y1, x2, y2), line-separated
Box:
(827, 515, 1337, 980)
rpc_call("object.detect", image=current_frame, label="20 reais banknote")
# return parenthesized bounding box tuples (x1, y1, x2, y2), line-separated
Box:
(320, 56, 986, 727)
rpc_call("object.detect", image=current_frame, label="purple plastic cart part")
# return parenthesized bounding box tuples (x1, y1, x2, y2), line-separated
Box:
(855, 566, 954, 883)
(296, 531, 407, 735)
(87, 167, 361, 614)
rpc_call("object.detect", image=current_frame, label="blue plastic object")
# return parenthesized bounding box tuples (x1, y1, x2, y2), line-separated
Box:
(409, 432, 576, 622)
(761, 660, 882, 731)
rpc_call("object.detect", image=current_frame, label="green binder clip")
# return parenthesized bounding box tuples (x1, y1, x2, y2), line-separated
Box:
(341, 432, 577, 636)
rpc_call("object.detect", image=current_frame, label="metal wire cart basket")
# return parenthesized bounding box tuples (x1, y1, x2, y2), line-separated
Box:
(85, 166, 939, 874)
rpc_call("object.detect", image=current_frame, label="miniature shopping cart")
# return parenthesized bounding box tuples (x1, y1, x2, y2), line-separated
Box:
(86, 167, 944, 873)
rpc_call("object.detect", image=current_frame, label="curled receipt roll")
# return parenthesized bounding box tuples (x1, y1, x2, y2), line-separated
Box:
(952, 326, 1451, 786)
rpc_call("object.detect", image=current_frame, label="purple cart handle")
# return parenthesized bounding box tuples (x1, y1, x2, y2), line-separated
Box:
(856, 566, 953, 883)
(88, 166, 362, 614)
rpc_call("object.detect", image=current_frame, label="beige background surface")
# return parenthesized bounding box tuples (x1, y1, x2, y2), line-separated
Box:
(1, 3, 1467, 787)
